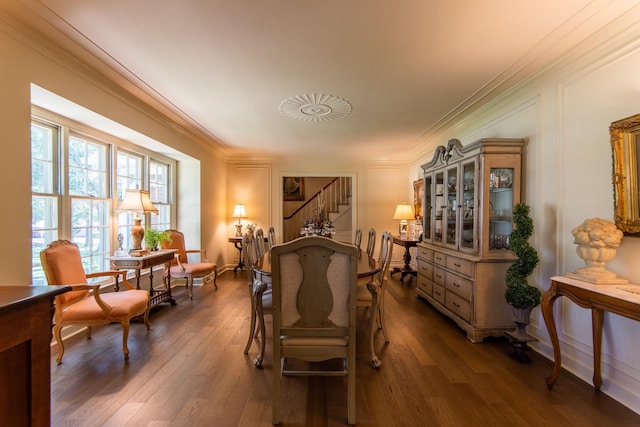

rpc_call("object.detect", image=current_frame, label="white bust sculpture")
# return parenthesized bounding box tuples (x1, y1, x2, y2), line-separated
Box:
(566, 218, 628, 285)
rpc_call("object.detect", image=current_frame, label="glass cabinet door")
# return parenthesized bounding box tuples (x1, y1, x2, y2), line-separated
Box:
(434, 171, 444, 242)
(460, 160, 476, 251)
(445, 165, 458, 247)
(423, 175, 432, 241)
(488, 167, 514, 251)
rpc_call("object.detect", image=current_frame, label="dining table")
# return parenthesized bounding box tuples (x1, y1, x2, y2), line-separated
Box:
(252, 246, 385, 367)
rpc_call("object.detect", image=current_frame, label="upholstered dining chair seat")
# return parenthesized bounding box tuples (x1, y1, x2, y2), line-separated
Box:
(162, 229, 217, 299)
(59, 287, 150, 322)
(40, 240, 150, 364)
(167, 262, 215, 279)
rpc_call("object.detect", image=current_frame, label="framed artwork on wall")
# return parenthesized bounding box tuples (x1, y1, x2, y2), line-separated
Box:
(413, 179, 424, 221)
(283, 177, 305, 201)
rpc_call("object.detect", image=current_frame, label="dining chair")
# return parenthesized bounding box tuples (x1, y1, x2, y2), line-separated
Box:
(161, 229, 217, 299)
(365, 227, 376, 258)
(40, 240, 151, 364)
(242, 231, 272, 367)
(271, 236, 358, 425)
(354, 226, 362, 249)
(356, 231, 393, 368)
(267, 226, 276, 250)
(255, 228, 267, 258)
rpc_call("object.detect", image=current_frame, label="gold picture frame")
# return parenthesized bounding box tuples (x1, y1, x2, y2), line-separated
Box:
(413, 179, 424, 221)
(283, 177, 305, 201)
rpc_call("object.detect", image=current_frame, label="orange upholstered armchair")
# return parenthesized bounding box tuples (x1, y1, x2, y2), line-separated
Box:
(40, 240, 151, 364)
(161, 229, 218, 299)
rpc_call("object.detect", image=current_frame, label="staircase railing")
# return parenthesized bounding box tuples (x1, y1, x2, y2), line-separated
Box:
(284, 177, 352, 241)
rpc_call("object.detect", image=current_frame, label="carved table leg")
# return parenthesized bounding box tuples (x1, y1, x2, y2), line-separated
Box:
(541, 285, 562, 389)
(592, 307, 604, 390)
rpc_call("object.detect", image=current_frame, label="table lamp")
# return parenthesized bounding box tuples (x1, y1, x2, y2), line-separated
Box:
(393, 203, 415, 236)
(117, 189, 158, 251)
(232, 204, 247, 236)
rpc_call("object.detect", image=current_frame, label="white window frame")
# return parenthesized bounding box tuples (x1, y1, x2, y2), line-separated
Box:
(31, 108, 177, 284)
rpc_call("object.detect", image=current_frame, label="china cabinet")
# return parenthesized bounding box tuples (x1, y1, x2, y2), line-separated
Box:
(416, 138, 524, 342)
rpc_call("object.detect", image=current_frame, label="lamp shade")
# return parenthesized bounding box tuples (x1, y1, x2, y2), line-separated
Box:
(393, 204, 415, 220)
(232, 204, 247, 218)
(117, 189, 158, 215)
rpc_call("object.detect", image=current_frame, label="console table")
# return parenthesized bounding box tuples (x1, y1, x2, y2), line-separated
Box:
(390, 235, 418, 283)
(542, 275, 640, 390)
(0, 285, 70, 426)
(110, 250, 177, 308)
(229, 236, 268, 275)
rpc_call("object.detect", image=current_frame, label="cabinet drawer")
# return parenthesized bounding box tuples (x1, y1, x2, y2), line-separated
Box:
(432, 284, 446, 305)
(417, 261, 434, 279)
(416, 276, 433, 297)
(433, 267, 445, 286)
(417, 246, 433, 261)
(446, 292, 471, 322)
(445, 273, 472, 301)
(433, 252, 446, 267)
(446, 256, 473, 277)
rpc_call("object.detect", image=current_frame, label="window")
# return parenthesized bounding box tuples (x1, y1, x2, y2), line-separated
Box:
(68, 135, 111, 273)
(149, 160, 171, 231)
(116, 150, 143, 251)
(31, 112, 176, 284)
(31, 121, 59, 285)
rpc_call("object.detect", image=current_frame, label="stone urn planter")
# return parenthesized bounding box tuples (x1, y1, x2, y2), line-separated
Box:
(566, 218, 628, 285)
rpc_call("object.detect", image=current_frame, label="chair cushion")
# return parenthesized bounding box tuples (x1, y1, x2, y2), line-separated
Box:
(261, 289, 273, 309)
(356, 283, 373, 302)
(61, 290, 149, 323)
(169, 262, 217, 277)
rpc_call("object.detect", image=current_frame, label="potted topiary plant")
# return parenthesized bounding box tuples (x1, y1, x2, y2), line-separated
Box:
(504, 202, 541, 362)
(144, 229, 172, 251)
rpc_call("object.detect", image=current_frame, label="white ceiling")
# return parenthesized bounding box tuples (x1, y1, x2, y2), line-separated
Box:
(5, 0, 638, 160)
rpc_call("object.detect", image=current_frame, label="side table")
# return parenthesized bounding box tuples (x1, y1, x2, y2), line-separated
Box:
(110, 249, 177, 308)
(542, 275, 640, 390)
(228, 236, 244, 274)
(229, 236, 268, 275)
(390, 235, 418, 283)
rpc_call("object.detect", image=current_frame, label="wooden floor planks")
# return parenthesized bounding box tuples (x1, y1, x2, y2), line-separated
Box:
(50, 271, 640, 426)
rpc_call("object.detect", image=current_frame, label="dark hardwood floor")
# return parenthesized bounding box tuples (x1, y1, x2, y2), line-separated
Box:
(51, 271, 640, 426)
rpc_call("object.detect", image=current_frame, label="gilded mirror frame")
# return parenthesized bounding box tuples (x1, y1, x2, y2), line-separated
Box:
(611, 113, 640, 236)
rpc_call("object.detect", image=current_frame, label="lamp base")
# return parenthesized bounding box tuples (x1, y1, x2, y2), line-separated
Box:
(399, 221, 409, 236)
(235, 223, 243, 237)
(130, 218, 144, 251)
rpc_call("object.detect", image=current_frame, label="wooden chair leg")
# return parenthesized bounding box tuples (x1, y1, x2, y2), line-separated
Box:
(254, 294, 266, 367)
(244, 297, 257, 354)
(272, 346, 281, 424)
(53, 323, 64, 365)
(121, 321, 130, 360)
(379, 293, 389, 343)
(143, 303, 151, 330)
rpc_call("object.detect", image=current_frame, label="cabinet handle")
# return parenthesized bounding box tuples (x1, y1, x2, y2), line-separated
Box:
(435, 290, 441, 296)
(454, 262, 461, 267)
(453, 302, 460, 308)
(436, 274, 442, 279)
(453, 282, 460, 287)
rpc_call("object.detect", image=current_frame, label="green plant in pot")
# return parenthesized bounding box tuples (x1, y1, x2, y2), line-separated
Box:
(504, 203, 541, 362)
(144, 229, 172, 251)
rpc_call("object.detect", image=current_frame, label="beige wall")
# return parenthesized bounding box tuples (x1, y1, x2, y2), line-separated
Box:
(408, 16, 640, 414)
(226, 157, 411, 270)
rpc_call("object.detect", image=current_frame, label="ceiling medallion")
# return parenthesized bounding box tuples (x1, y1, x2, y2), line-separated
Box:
(279, 93, 352, 122)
